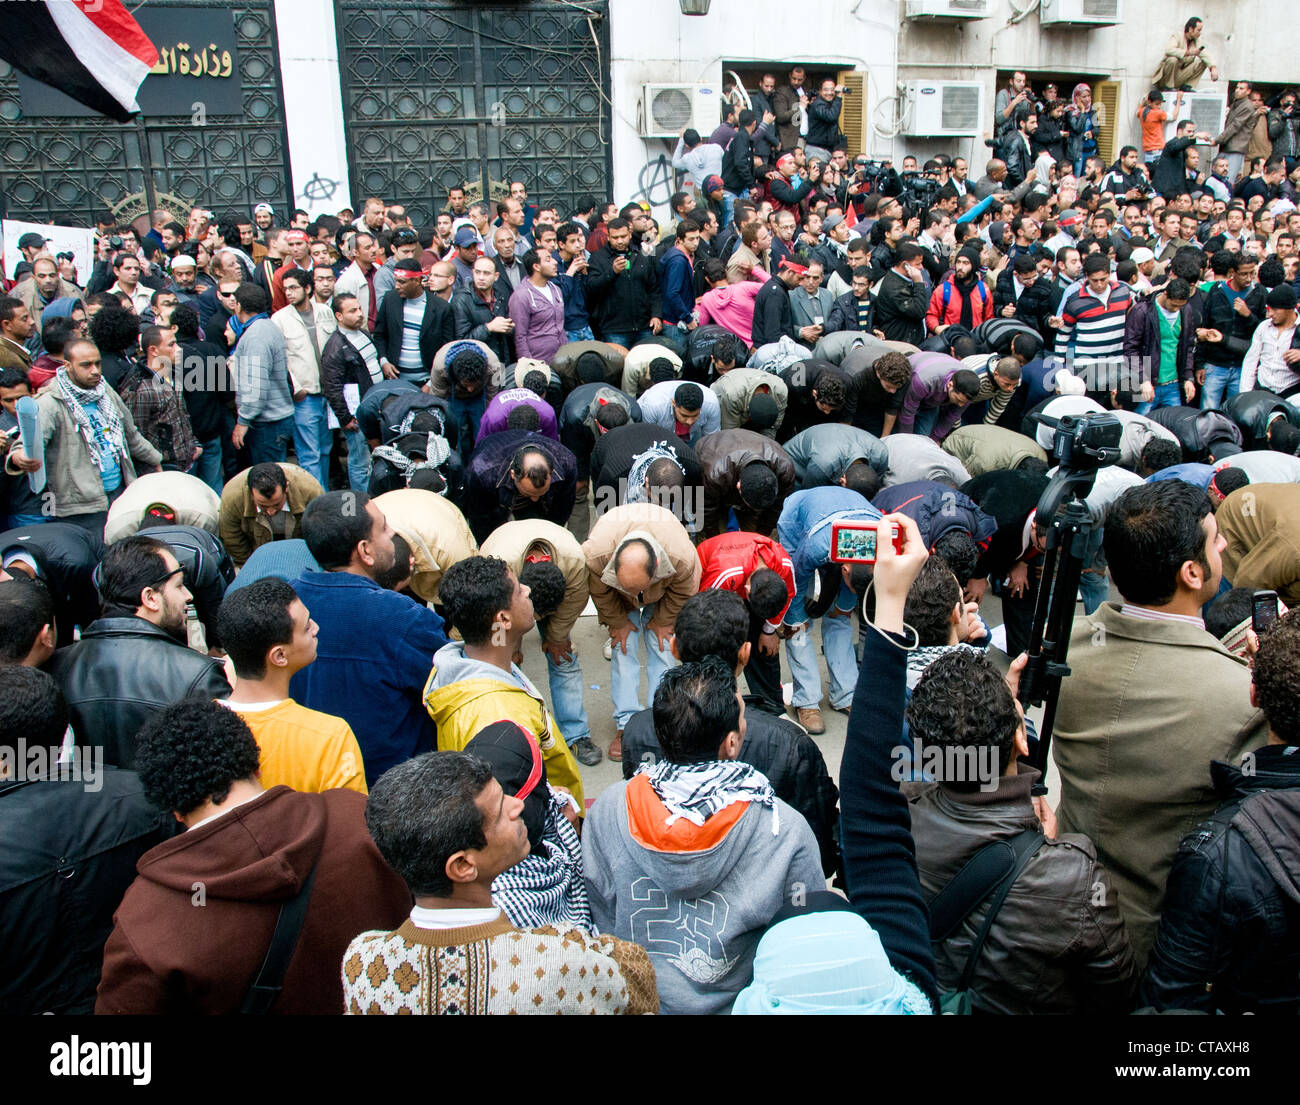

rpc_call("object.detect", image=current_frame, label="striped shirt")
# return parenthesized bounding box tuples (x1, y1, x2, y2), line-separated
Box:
(1119, 603, 1205, 630)
(1056, 280, 1131, 360)
(398, 297, 426, 375)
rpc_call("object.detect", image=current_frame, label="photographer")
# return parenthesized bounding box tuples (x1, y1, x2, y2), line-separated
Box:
(1267, 92, 1300, 171)
(994, 72, 1034, 140)
(805, 79, 847, 165)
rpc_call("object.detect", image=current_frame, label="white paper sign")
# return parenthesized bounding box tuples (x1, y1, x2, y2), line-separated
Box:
(2, 219, 95, 286)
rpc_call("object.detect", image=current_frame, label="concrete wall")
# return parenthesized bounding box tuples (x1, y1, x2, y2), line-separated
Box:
(607, 0, 900, 217)
(896, 1, 1290, 169)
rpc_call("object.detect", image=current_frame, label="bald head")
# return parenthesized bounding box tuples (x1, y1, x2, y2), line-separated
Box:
(613, 537, 656, 595)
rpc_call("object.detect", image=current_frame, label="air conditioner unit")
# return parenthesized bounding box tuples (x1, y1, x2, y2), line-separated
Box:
(904, 81, 984, 136)
(639, 83, 718, 138)
(1170, 91, 1227, 139)
(1039, 0, 1120, 27)
(904, 0, 992, 19)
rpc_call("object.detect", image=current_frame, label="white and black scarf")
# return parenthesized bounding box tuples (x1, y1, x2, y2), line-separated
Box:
(55, 365, 125, 471)
(637, 759, 778, 834)
(624, 442, 685, 504)
(492, 790, 591, 932)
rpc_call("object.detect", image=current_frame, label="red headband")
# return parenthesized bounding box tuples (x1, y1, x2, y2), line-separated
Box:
(779, 258, 809, 274)
(512, 724, 544, 801)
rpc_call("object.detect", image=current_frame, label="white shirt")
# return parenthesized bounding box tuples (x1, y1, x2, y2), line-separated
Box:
(410, 905, 504, 930)
(1241, 320, 1300, 393)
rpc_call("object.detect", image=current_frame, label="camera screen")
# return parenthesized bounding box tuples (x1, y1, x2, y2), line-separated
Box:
(834, 525, 877, 561)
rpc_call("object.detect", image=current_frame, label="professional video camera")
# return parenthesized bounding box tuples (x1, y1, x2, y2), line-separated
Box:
(899, 170, 942, 208)
(850, 156, 902, 198)
(1016, 411, 1122, 790)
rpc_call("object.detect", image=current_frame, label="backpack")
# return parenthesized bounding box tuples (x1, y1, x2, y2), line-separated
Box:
(941, 279, 989, 317)
(927, 827, 1043, 1014)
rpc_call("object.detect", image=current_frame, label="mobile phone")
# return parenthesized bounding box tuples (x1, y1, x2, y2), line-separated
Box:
(829, 521, 902, 564)
(1252, 589, 1279, 635)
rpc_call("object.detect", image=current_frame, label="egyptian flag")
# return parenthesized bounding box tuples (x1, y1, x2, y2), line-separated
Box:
(0, 1, 157, 122)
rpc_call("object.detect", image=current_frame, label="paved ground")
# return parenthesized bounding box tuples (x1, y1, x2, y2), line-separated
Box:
(517, 590, 1065, 809)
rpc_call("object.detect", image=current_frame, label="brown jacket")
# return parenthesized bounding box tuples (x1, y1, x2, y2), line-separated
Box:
(1216, 483, 1300, 605)
(480, 519, 588, 641)
(582, 503, 700, 630)
(695, 427, 796, 538)
(1052, 602, 1268, 966)
(218, 461, 323, 567)
(95, 786, 411, 1014)
(907, 766, 1137, 1014)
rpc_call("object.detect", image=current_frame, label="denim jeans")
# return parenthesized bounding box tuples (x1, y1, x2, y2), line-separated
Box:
(786, 589, 859, 711)
(540, 626, 590, 745)
(1077, 524, 1109, 614)
(1135, 380, 1182, 416)
(292, 396, 332, 490)
(245, 416, 294, 465)
(911, 406, 940, 439)
(188, 436, 225, 495)
(6, 513, 47, 529)
(610, 604, 676, 730)
(601, 328, 659, 351)
(1200, 364, 1241, 411)
(343, 426, 372, 492)
(445, 392, 487, 463)
(565, 326, 595, 343)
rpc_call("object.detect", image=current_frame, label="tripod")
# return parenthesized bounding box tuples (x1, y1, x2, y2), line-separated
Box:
(1015, 412, 1122, 795)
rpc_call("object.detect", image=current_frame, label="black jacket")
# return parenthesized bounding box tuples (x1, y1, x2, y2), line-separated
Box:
(320, 328, 379, 427)
(875, 270, 927, 345)
(176, 336, 235, 441)
(0, 521, 102, 643)
(1141, 746, 1300, 1014)
(462, 429, 577, 542)
(622, 697, 841, 877)
(134, 524, 235, 648)
(1151, 136, 1197, 199)
(558, 383, 641, 481)
(825, 290, 873, 335)
(695, 427, 795, 538)
(1001, 131, 1035, 189)
(721, 125, 757, 194)
(47, 615, 232, 768)
(451, 285, 513, 365)
(805, 95, 844, 151)
(590, 422, 701, 501)
(585, 244, 660, 336)
(1196, 280, 1266, 370)
(751, 276, 796, 348)
(0, 769, 175, 1014)
(371, 290, 455, 373)
(962, 469, 1050, 579)
(993, 271, 1059, 341)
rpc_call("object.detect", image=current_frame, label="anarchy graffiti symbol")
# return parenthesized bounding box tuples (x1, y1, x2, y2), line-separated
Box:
(301, 172, 339, 203)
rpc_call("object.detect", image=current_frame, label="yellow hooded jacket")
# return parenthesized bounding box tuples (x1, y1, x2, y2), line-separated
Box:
(423, 641, 585, 809)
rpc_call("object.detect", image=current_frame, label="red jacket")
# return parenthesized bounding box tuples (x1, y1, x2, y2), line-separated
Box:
(925, 277, 993, 333)
(697, 531, 796, 632)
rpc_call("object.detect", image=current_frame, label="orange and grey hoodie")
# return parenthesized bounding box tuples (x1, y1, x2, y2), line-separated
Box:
(582, 774, 823, 1015)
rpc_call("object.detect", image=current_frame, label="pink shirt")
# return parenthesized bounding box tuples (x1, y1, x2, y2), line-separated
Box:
(695, 281, 763, 347)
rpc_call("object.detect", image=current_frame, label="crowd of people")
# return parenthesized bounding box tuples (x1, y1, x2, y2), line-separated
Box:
(4, 34, 1300, 1015)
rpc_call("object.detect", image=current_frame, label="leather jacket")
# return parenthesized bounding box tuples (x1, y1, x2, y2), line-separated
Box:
(1141, 746, 1300, 1013)
(905, 765, 1138, 1013)
(48, 615, 232, 768)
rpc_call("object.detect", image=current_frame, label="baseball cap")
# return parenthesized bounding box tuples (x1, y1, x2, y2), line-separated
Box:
(1057, 208, 1083, 229)
(453, 225, 478, 247)
(18, 232, 49, 250)
(254, 203, 275, 215)
(823, 213, 845, 233)
(1130, 247, 1156, 265)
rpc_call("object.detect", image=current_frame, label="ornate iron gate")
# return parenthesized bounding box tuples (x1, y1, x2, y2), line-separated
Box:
(0, 1, 291, 225)
(336, 0, 611, 226)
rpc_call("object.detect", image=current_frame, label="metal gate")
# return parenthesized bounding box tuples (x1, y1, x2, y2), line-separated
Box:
(336, 0, 611, 226)
(0, 0, 292, 225)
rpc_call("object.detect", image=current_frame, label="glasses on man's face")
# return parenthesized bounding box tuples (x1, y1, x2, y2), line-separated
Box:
(219, 290, 238, 298)
(146, 566, 184, 593)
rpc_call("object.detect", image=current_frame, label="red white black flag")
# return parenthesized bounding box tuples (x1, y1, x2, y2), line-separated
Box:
(0, 0, 157, 122)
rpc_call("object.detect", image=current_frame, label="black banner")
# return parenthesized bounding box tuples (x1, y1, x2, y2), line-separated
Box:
(16, 6, 243, 119)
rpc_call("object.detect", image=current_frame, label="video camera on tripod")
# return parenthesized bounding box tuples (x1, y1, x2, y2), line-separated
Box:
(1016, 411, 1122, 792)
(899, 170, 942, 210)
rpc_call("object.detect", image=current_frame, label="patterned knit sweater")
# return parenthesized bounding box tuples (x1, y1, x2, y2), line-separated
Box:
(342, 917, 659, 1014)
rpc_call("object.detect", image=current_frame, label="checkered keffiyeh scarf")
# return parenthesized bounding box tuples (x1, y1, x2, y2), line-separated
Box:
(491, 790, 592, 932)
(624, 443, 685, 503)
(55, 365, 125, 471)
(637, 759, 779, 834)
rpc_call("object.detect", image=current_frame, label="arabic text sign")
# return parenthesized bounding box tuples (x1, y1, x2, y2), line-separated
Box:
(17, 7, 242, 118)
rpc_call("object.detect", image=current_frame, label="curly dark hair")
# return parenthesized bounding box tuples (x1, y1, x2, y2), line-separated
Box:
(505, 403, 540, 432)
(521, 369, 549, 397)
(932, 529, 979, 589)
(133, 698, 262, 815)
(519, 558, 565, 620)
(906, 649, 1019, 789)
(0, 664, 67, 752)
(88, 304, 141, 355)
(673, 589, 749, 664)
(904, 556, 961, 647)
(1252, 609, 1300, 745)
(438, 555, 515, 645)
